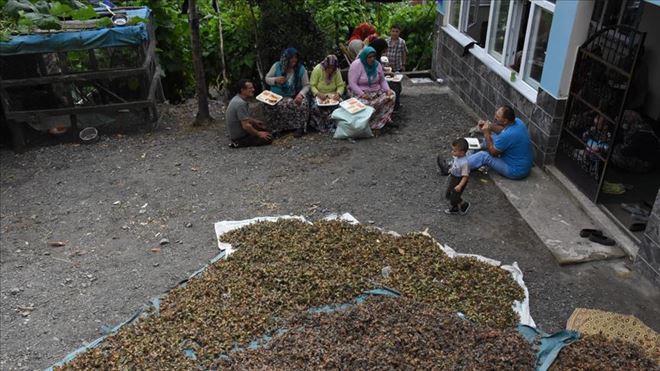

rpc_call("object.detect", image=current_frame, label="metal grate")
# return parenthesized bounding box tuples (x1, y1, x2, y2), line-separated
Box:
(556, 25, 645, 202)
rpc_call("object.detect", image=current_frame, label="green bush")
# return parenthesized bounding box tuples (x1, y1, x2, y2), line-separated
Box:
(386, 2, 436, 71)
(0, 1, 435, 100)
(256, 0, 328, 75)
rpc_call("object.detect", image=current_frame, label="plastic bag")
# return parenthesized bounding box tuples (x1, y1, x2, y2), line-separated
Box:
(332, 105, 375, 139)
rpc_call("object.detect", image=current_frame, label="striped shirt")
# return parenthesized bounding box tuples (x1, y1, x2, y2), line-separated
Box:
(385, 37, 408, 72)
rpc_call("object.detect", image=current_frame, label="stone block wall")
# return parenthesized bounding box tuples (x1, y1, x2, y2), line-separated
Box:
(432, 16, 566, 167)
(636, 191, 660, 285)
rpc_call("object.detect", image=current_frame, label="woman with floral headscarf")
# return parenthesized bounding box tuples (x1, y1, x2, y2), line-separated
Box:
(264, 47, 310, 137)
(309, 54, 346, 133)
(348, 46, 395, 130)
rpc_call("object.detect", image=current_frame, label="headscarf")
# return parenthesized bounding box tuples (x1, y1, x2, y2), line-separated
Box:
(273, 47, 304, 97)
(370, 38, 388, 59)
(320, 54, 339, 83)
(349, 22, 377, 42)
(278, 47, 300, 76)
(359, 46, 378, 86)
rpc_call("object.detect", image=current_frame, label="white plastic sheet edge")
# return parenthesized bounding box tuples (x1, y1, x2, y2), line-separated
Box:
(214, 213, 535, 328)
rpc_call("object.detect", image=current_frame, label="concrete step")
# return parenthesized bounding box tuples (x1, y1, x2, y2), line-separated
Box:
(490, 166, 629, 265)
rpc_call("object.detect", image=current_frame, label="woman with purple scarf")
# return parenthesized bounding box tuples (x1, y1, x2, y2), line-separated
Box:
(348, 46, 395, 131)
(265, 48, 310, 137)
(309, 54, 346, 133)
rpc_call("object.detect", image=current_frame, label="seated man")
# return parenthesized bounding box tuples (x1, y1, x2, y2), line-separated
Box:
(448, 105, 533, 179)
(227, 79, 272, 148)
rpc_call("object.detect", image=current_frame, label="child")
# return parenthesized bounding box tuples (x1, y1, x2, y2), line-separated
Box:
(385, 24, 408, 72)
(444, 138, 471, 215)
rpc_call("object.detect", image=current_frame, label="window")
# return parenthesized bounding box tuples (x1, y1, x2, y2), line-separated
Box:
(523, 5, 553, 89)
(448, 0, 492, 47)
(446, 0, 554, 91)
(488, 0, 511, 62)
(449, 0, 461, 28)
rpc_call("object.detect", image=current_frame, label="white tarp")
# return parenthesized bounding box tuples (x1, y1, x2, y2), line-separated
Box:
(213, 213, 535, 328)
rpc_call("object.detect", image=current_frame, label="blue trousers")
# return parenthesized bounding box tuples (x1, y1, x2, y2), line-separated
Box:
(467, 151, 526, 179)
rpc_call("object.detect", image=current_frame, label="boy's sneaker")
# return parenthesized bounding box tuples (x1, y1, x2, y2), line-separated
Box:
(460, 201, 471, 215)
(444, 207, 460, 215)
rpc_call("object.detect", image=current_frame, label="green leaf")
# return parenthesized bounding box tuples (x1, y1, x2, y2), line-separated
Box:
(127, 16, 147, 25)
(36, 15, 61, 30)
(71, 6, 97, 21)
(50, 2, 73, 18)
(96, 17, 113, 28)
(17, 16, 33, 26)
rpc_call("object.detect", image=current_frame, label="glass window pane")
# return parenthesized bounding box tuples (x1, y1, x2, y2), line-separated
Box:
(449, 0, 461, 28)
(523, 6, 553, 88)
(508, 0, 531, 73)
(488, 0, 511, 61)
(464, 0, 491, 46)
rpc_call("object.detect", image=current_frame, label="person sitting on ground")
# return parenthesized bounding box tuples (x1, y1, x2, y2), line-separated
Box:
(348, 46, 395, 131)
(440, 105, 533, 179)
(226, 79, 272, 148)
(347, 22, 377, 60)
(385, 24, 408, 73)
(309, 54, 346, 133)
(444, 138, 471, 215)
(264, 47, 310, 138)
(371, 37, 402, 112)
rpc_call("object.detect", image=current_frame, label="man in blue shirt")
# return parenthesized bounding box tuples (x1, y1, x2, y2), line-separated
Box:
(467, 105, 533, 179)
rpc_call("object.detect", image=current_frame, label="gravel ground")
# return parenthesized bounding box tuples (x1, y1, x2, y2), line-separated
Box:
(1, 81, 659, 370)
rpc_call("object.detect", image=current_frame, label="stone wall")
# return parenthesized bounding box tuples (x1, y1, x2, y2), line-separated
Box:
(432, 16, 565, 167)
(636, 191, 660, 285)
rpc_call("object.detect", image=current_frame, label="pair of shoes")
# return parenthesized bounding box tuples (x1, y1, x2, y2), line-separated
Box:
(444, 202, 470, 215)
(228, 142, 239, 148)
(437, 155, 451, 176)
(579, 228, 616, 246)
(293, 127, 305, 138)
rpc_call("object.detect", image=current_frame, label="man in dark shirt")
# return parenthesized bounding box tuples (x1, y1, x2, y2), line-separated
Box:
(226, 79, 272, 148)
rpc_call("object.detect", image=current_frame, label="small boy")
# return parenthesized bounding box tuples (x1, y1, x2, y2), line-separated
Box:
(385, 24, 408, 72)
(444, 138, 471, 215)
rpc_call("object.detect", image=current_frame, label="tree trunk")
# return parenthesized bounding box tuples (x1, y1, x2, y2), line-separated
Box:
(247, 0, 265, 85)
(216, 2, 229, 103)
(188, 0, 211, 125)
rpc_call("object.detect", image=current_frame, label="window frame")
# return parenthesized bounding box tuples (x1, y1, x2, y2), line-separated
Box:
(444, 0, 555, 101)
(521, 3, 554, 89)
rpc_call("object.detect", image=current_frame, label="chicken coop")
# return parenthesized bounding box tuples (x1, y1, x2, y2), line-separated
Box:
(0, 6, 163, 151)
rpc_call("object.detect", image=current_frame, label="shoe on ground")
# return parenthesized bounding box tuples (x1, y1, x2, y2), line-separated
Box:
(444, 207, 459, 215)
(588, 233, 616, 246)
(579, 228, 603, 238)
(460, 201, 470, 215)
(293, 128, 305, 138)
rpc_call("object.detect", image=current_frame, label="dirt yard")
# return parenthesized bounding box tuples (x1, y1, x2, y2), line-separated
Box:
(1, 81, 658, 370)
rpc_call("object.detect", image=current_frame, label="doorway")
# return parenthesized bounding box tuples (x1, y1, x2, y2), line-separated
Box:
(555, 9, 660, 241)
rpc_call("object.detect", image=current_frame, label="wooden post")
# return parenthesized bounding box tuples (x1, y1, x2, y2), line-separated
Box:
(188, 0, 212, 125)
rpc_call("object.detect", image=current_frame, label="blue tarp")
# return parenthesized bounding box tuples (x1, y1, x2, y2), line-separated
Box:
(517, 324, 581, 371)
(0, 8, 151, 56)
